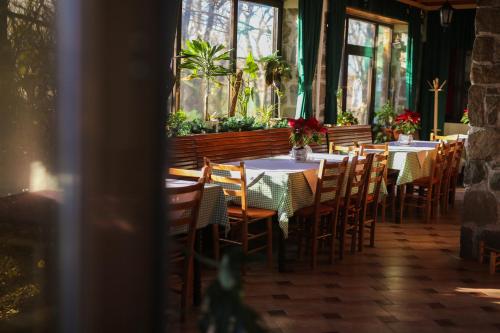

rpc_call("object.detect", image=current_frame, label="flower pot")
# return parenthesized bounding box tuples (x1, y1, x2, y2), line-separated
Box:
(291, 146, 308, 161)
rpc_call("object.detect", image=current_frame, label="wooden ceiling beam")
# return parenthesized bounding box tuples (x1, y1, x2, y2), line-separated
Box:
(397, 0, 476, 11)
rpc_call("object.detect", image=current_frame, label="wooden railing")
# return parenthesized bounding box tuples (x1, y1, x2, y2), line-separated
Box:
(168, 125, 373, 169)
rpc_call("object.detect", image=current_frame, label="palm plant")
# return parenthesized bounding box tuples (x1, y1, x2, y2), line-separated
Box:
(178, 39, 232, 121)
(259, 52, 291, 118)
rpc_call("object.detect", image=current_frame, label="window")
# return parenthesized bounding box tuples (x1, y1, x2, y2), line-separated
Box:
(179, 0, 232, 117)
(177, 0, 282, 118)
(340, 17, 408, 124)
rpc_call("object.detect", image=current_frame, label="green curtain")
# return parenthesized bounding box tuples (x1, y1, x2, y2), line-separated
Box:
(418, 10, 475, 140)
(406, 8, 421, 111)
(296, 0, 323, 119)
(324, 0, 346, 124)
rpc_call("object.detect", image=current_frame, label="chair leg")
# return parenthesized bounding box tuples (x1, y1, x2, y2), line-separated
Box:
(339, 219, 346, 261)
(212, 224, 220, 261)
(266, 217, 273, 269)
(350, 212, 358, 254)
(330, 213, 337, 264)
(381, 197, 387, 224)
(479, 241, 485, 264)
(425, 187, 433, 223)
(311, 215, 320, 269)
(490, 251, 497, 275)
(181, 257, 194, 322)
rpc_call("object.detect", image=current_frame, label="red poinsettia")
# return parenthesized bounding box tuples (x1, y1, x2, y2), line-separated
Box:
(288, 117, 327, 147)
(394, 109, 421, 135)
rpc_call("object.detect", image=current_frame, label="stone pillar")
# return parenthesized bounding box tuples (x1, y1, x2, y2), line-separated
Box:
(461, 0, 500, 258)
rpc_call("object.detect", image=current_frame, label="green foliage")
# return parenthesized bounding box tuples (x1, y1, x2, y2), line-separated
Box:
(199, 250, 268, 333)
(255, 105, 275, 128)
(258, 52, 291, 98)
(374, 102, 397, 127)
(337, 110, 359, 126)
(220, 116, 264, 132)
(237, 53, 259, 117)
(178, 39, 232, 83)
(461, 109, 469, 124)
(271, 118, 289, 128)
(166, 110, 191, 137)
(336, 89, 343, 112)
(373, 102, 397, 143)
(178, 39, 232, 120)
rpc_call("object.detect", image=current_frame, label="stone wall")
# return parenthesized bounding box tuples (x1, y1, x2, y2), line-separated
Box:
(461, 0, 500, 258)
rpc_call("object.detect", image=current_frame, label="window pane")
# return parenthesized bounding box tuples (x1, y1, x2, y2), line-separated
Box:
(390, 25, 408, 111)
(347, 19, 375, 47)
(237, 1, 277, 116)
(180, 0, 232, 118)
(346, 55, 372, 125)
(374, 26, 392, 113)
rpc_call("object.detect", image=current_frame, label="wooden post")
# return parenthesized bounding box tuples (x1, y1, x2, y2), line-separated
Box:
(427, 78, 446, 138)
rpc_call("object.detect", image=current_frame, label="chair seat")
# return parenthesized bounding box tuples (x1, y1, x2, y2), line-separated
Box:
(412, 176, 439, 187)
(227, 205, 276, 220)
(295, 203, 334, 217)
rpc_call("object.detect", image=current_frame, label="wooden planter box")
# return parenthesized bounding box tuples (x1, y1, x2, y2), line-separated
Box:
(168, 125, 372, 169)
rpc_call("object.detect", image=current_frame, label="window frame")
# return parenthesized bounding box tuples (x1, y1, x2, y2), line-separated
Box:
(340, 15, 394, 124)
(174, 0, 284, 116)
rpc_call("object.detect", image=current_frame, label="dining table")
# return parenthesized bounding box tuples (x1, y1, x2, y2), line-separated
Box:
(166, 178, 229, 235)
(386, 141, 438, 185)
(218, 153, 385, 238)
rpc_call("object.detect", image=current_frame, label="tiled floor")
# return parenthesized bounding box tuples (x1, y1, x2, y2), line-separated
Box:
(171, 190, 500, 332)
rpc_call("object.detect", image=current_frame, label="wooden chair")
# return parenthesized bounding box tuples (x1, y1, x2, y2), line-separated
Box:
(430, 133, 459, 142)
(209, 161, 275, 268)
(338, 154, 374, 259)
(295, 158, 348, 269)
(358, 153, 387, 251)
(400, 149, 446, 223)
(168, 167, 204, 181)
(329, 141, 360, 155)
(438, 142, 457, 213)
(167, 168, 207, 320)
(360, 143, 397, 223)
(479, 241, 500, 275)
(448, 140, 465, 207)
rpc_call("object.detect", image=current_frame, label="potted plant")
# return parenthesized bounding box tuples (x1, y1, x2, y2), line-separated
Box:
(259, 52, 291, 119)
(337, 110, 359, 126)
(236, 53, 259, 118)
(461, 108, 469, 124)
(288, 117, 326, 161)
(178, 39, 232, 121)
(373, 102, 397, 143)
(393, 109, 421, 141)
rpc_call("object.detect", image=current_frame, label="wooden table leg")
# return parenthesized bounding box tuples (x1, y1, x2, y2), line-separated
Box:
(278, 230, 287, 272)
(397, 185, 405, 224)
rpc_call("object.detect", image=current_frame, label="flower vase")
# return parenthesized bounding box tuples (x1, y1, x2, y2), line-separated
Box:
(292, 146, 308, 161)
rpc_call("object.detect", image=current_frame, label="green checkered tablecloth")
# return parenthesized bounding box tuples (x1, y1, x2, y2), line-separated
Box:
(387, 146, 437, 185)
(166, 179, 229, 235)
(216, 155, 385, 237)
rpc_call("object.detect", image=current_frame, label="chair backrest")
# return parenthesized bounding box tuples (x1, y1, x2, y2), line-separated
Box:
(314, 157, 349, 212)
(329, 141, 360, 155)
(166, 172, 206, 252)
(168, 167, 205, 181)
(343, 154, 374, 209)
(451, 141, 464, 174)
(208, 161, 248, 218)
(362, 153, 387, 209)
(360, 143, 389, 181)
(431, 133, 460, 142)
